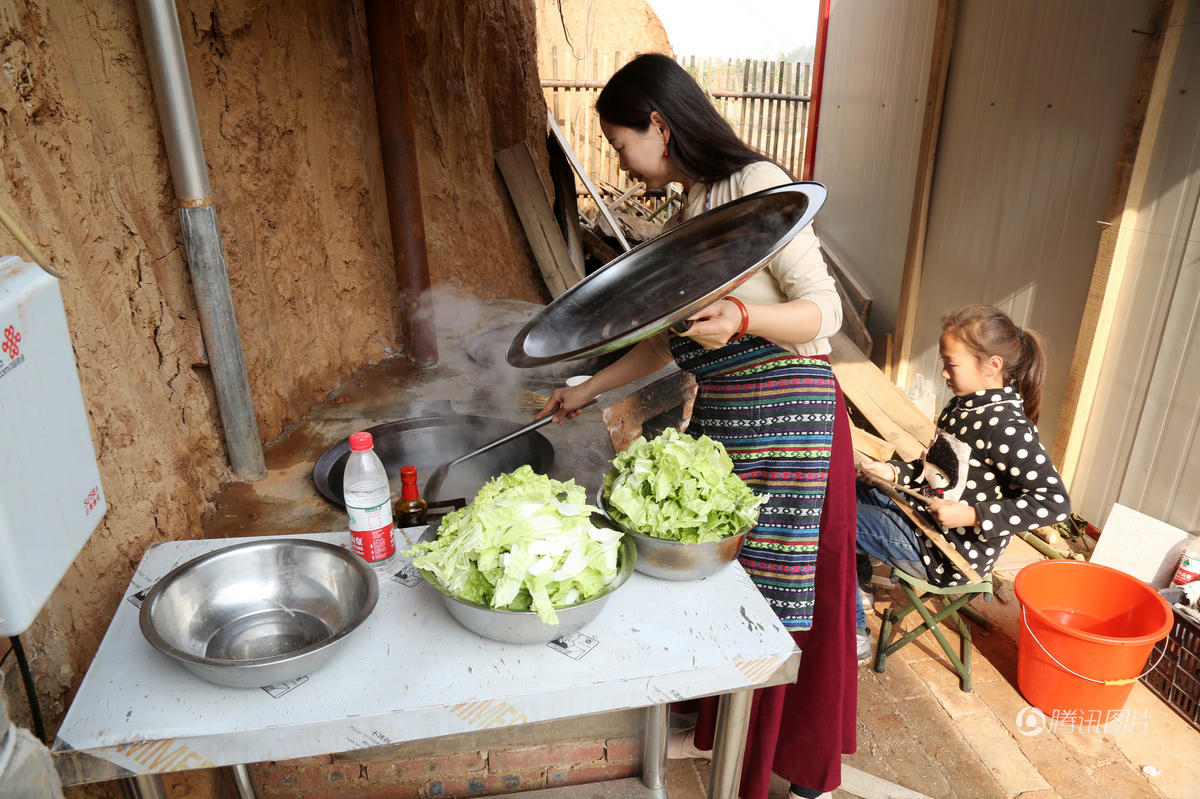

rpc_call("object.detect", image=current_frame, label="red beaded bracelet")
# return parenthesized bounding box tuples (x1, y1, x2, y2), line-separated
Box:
(724, 296, 749, 342)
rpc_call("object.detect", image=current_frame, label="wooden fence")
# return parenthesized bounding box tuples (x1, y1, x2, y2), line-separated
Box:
(542, 50, 812, 208)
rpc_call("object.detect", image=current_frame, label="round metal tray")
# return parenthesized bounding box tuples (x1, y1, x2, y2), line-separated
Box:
(506, 182, 827, 368)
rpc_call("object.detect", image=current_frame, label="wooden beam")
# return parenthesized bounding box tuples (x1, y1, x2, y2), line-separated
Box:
(892, 0, 958, 387)
(547, 110, 631, 252)
(850, 425, 895, 463)
(820, 245, 872, 322)
(1054, 0, 1187, 485)
(546, 132, 585, 276)
(495, 142, 585, 298)
(830, 330, 934, 461)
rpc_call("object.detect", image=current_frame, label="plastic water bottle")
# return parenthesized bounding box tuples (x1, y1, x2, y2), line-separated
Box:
(1172, 536, 1200, 586)
(343, 432, 396, 573)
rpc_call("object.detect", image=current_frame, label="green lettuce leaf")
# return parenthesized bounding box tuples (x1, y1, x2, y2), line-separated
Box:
(602, 427, 764, 543)
(404, 465, 622, 625)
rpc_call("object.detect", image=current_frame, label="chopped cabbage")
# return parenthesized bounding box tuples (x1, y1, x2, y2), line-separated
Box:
(405, 466, 622, 624)
(602, 427, 764, 543)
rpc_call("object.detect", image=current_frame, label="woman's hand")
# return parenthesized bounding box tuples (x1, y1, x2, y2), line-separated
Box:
(680, 298, 743, 349)
(858, 460, 898, 482)
(537, 382, 597, 424)
(927, 498, 978, 529)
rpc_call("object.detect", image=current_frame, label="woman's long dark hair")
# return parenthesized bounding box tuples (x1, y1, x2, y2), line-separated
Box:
(596, 53, 771, 185)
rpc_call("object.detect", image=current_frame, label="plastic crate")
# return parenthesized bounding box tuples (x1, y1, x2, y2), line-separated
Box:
(1142, 607, 1200, 733)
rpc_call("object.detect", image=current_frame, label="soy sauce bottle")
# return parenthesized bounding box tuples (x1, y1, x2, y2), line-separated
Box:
(395, 465, 428, 527)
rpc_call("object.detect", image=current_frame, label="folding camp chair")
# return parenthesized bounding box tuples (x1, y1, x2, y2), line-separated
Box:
(874, 567, 994, 692)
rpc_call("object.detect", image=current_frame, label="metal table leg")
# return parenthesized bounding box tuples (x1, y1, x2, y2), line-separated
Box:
(230, 763, 260, 798)
(707, 689, 753, 799)
(120, 774, 167, 799)
(640, 704, 669, 792)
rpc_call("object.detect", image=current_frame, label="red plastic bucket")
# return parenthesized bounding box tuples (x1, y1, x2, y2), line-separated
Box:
(1013, 560, 1173, 717)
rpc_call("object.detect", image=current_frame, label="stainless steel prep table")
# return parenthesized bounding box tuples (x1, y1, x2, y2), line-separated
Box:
(52, 529, 800, 799)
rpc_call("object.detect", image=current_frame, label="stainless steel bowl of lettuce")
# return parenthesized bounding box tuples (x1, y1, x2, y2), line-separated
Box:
(406, 466, 635, 644)
(599, 428, 764, 580)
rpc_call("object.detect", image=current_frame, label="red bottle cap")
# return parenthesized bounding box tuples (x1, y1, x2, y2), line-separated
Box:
(400, 465, 418, 482)
(348, 432, 373, 451)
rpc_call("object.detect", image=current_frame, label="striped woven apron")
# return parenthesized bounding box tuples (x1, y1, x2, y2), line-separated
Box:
(669, 333, 836, 630)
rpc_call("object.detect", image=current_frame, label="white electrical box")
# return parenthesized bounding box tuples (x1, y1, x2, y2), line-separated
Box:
(0, 256, 105, 636)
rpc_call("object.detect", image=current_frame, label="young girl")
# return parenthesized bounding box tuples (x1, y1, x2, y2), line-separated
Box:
(540, 54, 856, 799)
(857, 305, 1071, 588)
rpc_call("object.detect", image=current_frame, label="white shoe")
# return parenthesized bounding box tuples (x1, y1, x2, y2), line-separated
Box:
(667, 727, 713, 760)
(858, 584, 875, 618)
(856, 628, 873, 663)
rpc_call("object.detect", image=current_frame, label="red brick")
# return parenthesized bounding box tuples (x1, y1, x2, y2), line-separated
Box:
(420, 772, 546, 797)
(605, 735, 642, 763)
(374, 751, 488, 781)
(549, 761, 640, 786)
(298, 761, 365, 789)
(304, 787, 422, 799)
(487, 742, 605, 772)
(247, 763, 302, 793)
(271, 753, 334, 768)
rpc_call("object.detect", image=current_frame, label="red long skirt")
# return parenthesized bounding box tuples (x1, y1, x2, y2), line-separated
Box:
(691, 381, 858, 796)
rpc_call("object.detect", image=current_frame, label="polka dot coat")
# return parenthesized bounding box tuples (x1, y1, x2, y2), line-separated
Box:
(892, 386, 1071, 586)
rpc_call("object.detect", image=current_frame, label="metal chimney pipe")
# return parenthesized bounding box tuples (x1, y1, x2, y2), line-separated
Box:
(364, 0, 438, 367)
(135, 0, 267, 480)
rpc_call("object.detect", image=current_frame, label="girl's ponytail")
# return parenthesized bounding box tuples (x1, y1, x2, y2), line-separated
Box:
(1011, 328, 1046, 424)
(941, 305, 1047, 424)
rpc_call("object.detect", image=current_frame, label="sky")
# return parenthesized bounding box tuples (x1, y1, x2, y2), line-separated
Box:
(645, 0, 820, 60)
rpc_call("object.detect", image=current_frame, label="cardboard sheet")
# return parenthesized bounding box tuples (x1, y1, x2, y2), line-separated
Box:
(1090, 503, 1193, 587)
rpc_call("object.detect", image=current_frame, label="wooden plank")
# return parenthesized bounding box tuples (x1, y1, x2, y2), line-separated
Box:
(820, 246, 872, 322)
(835, 279, 872, 357)
(892, 0, 958, 386)
(547, 110, 631, 252)
(546, 132, 585, 276)
(850, 424, 895, 462)
(494, 142, 584, 297)
(1054, 0, 1185, 483)
(830, 330, 933, 461)
(870, 332, 894, 379)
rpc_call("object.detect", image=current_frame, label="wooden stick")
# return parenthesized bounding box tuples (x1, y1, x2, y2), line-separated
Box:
(855, 464, 983, 583)
(855, 467, 932, 506)
(1018, 531, 1067, 560)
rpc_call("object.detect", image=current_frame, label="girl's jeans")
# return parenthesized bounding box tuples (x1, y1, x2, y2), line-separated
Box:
(854, 482, 930, 629)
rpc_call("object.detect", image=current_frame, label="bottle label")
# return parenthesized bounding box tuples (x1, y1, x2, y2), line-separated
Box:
(347, 500, 396, 562)
(1173, 555, 1200, 586)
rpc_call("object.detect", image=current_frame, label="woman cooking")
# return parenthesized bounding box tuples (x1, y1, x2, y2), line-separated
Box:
(537, 54, 857, 799)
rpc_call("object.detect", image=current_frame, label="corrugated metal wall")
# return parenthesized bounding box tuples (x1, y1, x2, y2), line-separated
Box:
(813, 0, 937, 335)
(1072, 10, 1200, 531)
(910, 0, 1151, 453)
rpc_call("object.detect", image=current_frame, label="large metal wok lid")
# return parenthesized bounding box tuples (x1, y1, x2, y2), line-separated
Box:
(506, 181, 827, 368)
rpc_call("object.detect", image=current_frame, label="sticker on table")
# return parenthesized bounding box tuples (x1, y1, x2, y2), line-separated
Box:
(735, 655, 786, 683)
(344, 726, 395, 749)
(446, 700, 530, 730)
(262, 676, 309, 698)
(546, 632, 597, 660)
(111, 737, 219, 774)
(645, 685, 685, 703)
(390, 563, 423, 587)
